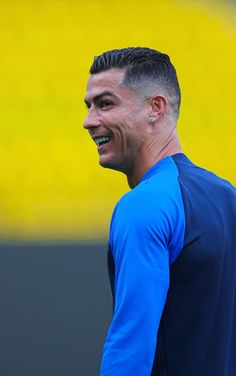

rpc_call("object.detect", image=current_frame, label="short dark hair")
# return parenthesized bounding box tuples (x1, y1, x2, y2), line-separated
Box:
(90, 47, 181, 120)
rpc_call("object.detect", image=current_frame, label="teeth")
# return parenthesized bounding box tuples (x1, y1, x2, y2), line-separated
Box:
(94, 136, 111, 146)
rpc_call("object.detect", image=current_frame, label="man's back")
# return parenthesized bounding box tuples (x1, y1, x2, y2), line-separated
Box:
(154, 153, 236, 375)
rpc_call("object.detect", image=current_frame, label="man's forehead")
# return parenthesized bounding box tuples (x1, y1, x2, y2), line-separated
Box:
(85, 68, 127, 99)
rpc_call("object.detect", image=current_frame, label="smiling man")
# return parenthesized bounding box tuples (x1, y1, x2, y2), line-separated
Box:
(83, 48, 236, 376)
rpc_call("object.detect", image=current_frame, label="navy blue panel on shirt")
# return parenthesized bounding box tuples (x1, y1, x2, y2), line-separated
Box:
(102, 153, 236, 376)
(154, 153, 236, 376)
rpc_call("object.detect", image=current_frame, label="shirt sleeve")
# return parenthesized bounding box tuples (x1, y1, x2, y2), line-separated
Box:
(100, 194, 171, 375)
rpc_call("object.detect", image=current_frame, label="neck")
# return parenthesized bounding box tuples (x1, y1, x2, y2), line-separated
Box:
(126, 128, 182, 188)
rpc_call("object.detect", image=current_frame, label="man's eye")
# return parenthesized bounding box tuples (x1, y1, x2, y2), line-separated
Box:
(100, 101, 112, 109)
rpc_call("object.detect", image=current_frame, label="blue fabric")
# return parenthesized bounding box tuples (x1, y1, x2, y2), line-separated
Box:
(100, 156, 185, 375)
(153, 153, 236, 376)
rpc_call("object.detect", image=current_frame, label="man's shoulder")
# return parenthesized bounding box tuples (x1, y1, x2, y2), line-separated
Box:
(172, 153, 236, 198)
(109, 157, 186, 261)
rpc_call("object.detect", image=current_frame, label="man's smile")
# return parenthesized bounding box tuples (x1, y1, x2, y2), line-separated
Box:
(94, 136, 112, 147)
(93, 136, 111, 147)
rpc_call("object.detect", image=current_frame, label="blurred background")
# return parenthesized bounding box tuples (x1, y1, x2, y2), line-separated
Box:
(0, 0, 235, 374)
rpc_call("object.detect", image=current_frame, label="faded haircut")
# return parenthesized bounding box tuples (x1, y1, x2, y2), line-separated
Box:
(90, 47, 181, 121)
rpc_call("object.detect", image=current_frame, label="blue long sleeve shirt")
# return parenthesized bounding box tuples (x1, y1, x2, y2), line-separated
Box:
(101, 153, 236, 376)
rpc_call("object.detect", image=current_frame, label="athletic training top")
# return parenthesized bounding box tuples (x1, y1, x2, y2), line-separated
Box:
(100, 153, 236, 376)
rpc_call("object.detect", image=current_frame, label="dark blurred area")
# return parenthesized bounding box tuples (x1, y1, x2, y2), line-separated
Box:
(0, 243, 112, 376)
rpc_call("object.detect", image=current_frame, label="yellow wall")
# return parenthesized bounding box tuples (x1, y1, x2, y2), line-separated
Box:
(0, 0, 235, 242)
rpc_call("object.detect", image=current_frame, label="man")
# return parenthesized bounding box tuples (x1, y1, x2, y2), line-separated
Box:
(83, 47, 236, 375)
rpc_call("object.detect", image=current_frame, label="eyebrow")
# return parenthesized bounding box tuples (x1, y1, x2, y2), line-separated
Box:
(84, 91, 119, 107)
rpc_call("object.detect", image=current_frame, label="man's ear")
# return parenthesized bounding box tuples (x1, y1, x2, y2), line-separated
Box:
(149, 95, 168, 121)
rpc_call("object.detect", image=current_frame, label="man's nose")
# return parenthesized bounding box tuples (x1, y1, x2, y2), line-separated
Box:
(83, 109, 101, 130)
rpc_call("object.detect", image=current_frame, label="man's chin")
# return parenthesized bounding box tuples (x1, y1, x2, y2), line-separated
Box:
(99, 157, 124, 173)
(99, 158, 115, 169)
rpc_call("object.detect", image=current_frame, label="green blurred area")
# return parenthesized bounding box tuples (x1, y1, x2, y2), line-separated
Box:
(0, 0, 235, 242)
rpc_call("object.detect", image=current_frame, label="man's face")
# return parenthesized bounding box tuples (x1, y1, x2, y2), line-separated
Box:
(84, 69, 149, 173)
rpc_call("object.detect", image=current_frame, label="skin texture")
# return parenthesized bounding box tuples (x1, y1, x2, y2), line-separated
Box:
(84, 68, 182, 188)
